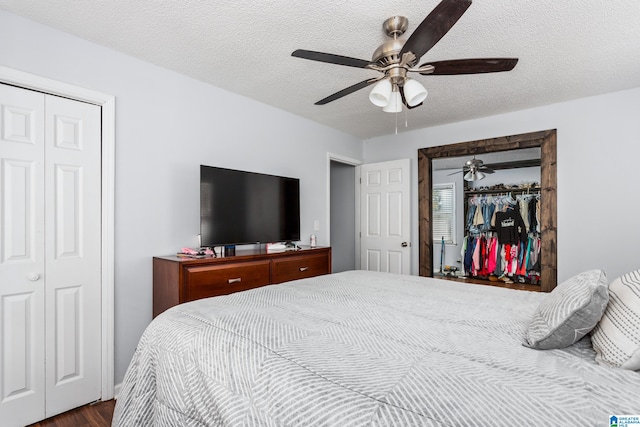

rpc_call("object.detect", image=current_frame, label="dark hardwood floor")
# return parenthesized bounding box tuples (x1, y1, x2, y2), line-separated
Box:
(435, 274, 543, 292)
(26, 400, 115, 427)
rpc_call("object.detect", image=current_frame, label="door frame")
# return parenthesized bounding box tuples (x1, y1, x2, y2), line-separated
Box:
(0, 65, 116, 399)
(417, 129, 557, 292)
(326, 153, 362, 269)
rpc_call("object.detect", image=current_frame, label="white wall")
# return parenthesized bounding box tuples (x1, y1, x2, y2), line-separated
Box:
(0, 10, 363, 385)
(364, 86, 640, 284)
(330, 161, 356, 272)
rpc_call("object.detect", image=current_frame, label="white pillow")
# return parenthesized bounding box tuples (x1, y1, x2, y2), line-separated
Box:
(524, 269, 609, 350)
(591, 270, 640, 370)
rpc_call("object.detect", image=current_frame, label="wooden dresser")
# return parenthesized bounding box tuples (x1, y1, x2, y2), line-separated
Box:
(153, 246, 331, 317)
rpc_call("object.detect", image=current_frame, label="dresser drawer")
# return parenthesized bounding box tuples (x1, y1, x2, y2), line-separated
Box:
(272, 252, 330, 284)
(184, 260, 271, 301)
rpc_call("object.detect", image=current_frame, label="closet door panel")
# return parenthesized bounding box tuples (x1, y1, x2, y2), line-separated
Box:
(44, 95, 101, 417)
(0, 83, 46, 427)
(2, 159, 36, 262)
(2, 102, 37, 144)
(54, 285, 81, 383)
(54, 164, 82, 258)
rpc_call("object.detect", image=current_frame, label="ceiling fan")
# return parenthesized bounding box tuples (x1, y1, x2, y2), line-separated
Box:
(291, 0, 518, 113)
(449, 157, 495, 181)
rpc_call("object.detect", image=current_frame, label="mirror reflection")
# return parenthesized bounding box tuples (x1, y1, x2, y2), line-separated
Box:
(432, 148, 542, 288)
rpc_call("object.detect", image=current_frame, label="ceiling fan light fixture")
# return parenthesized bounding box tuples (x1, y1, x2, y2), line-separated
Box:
(464, 170, 486, 182)
(369, 78, 392, 107)
(403, 78, 428, 106)
(383, 85, 403, 113)
(293, 0, 519, 117)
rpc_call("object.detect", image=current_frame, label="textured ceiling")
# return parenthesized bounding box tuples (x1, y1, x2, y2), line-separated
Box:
(1, 0, 639, 139)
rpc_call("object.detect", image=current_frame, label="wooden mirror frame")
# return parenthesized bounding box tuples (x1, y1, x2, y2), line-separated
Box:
(417, 129, 557, 292)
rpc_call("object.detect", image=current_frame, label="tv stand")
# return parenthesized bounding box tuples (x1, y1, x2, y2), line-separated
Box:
(153, 246, 331, 317)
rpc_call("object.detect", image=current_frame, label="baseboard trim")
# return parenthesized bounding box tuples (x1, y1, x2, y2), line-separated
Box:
(113, 382, 122, 400)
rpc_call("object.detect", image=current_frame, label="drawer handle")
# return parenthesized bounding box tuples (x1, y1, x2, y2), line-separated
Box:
(299, 267, 309, 272)
(228, 277, 242, 284)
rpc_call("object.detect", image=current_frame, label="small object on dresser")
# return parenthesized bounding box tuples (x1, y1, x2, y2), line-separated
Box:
(310, 234, 317, 247)
(177, 247, 215, 258)
(266, 242, 287, 251)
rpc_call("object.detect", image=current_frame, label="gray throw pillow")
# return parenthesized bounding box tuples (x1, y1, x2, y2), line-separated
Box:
(591, 270, 640, 370)
(524, 269, 609, 350)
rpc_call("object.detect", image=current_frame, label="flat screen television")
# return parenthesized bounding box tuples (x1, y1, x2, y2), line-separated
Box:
(200, 165, 300, 246)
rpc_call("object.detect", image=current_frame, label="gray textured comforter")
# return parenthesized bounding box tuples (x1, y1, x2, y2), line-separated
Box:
(113, 270, 640, 426)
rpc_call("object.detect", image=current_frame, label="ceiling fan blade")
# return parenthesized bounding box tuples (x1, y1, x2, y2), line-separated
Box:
(420, 58, 519, 75)
(478, 165, 495, 173)
(400, 0, 472, 61)
(315, 78, 380, 105)
(447, 170, 464, 176)
(292, 49, 372, 69)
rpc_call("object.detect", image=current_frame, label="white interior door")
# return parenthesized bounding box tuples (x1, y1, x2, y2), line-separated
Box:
(360, 159, 411, 274)
(0, 83, 101, 426)
(44, 95, 101, 417)
(0, 82, 47, 427)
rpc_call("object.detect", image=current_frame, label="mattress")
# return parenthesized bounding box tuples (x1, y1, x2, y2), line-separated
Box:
(113, 270, 640, 426)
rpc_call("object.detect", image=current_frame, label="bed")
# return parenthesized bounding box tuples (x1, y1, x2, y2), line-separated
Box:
(113, 270, 640, 426)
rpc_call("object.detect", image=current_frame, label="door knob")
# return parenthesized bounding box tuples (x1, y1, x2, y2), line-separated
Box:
(27, 272, 40, 281)
(401, 242, 410, 248)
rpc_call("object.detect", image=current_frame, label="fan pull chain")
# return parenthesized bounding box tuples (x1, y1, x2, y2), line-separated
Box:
(395, 111, 398, 134)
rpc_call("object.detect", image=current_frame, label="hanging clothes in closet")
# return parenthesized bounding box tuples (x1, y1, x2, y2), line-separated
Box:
(461, 192, 541, 285)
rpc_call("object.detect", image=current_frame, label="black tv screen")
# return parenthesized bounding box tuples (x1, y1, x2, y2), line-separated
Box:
(200, 165, 300, 246)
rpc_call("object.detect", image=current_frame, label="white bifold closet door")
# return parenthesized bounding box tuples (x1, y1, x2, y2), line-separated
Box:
(0, 83, 101, 426)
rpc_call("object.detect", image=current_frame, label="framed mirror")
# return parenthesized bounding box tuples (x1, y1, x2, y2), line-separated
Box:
(417, 129, 557, 292)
